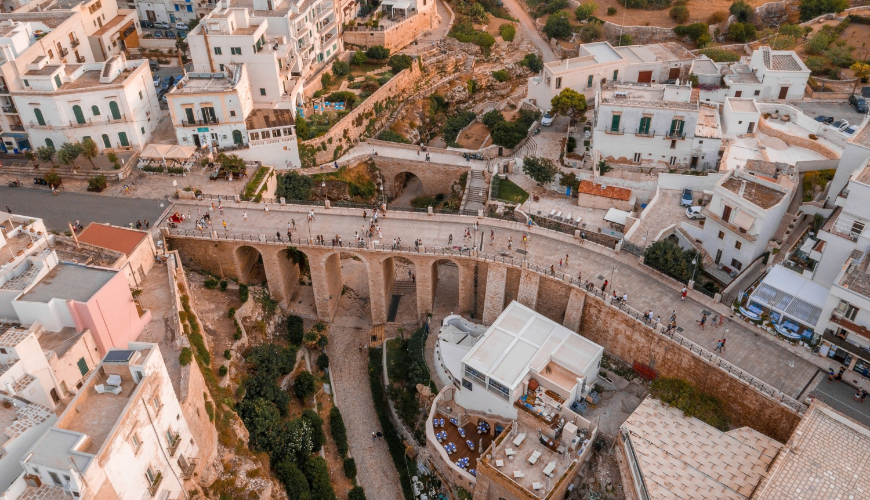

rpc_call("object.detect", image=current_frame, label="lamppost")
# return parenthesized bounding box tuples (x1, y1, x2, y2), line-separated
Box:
(610, 264, 618, 296)
(691, 257, 699, 284)
(322, 181, 327, 207)
(380, 184, 384, 207)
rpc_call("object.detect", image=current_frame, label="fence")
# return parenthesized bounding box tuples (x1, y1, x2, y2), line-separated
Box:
(622, 240, 646, 257)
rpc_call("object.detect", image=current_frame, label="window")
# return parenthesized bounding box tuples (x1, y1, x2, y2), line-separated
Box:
(165, 428, 178, 446)
(633, 153, 641, 162)
(669, 156, 676, 166)
(118, 131, 129, 147)
(734, 91, 742, 97)
(174, 4, 179, 10)
(23, 79, 28, 87)
(72, 105, 85, 124)
(151, 395, 161, 411)
(638, 116, 651, 135)
(31, 466, 40, 475)
(718, 231, 724, 240)
(722, 205, 732, 223)
(54, 75, 62, 88)
(48, 49, 53, 59)
(141, 127, 145, 134)
(214, 47, 222, 55)
(669, 119, 684, 137)
(754, 90, 761, 96)
(0, 348, 5, 354)
(845, 303, 859, 321)
(487, 378, 510, 400)
(101, 134, 110, 148)
(219, 64, 224, 71)
(145, 466, 157, 484)
(46, 138, 54, 148)
(464, 364, 485, 385)
(184, 108, 195, 124)
(187, 4, 192, 11)
(735, 241, 742, 250)
(139, 90, 143, 100)
(230, 110, 236, 117)
(76, 357, 88, 376)
(230, 47, 241, 55)
(34, 108, 45, 126)
(610, 114, 620, 132)
(587, 75, 593, 88)
(109, 101, 121, 120)
(91, 105, 100, 116)
(613, 69, 618, 81)
(555, 77, 562, 89)
(260, 88, 266, 96)
(730, 258, 743, 270)
(130, 433, 142, 452)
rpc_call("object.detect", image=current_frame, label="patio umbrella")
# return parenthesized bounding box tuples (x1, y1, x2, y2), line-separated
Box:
(164, 145, 197, 160)
(139, 143, 173, 159)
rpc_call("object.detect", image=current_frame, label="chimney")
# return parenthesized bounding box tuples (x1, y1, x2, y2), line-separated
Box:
(739, 180, 747, 197)
(5, 380, 14, 396)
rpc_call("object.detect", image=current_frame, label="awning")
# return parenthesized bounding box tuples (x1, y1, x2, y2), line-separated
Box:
(392, 0, 412, 8)
(604, 208, 629, 226)
(749, 265, 828, 327)
(0, 133, 28, 139)
(164, 145, 197, 160)
(140, 143, 174, 159)
(733, 210, 755, 231)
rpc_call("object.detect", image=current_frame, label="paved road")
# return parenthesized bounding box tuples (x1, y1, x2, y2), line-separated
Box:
(0, 186, 168, 231)
(500, 0, 557, 62)
(792, 102, 867, 124)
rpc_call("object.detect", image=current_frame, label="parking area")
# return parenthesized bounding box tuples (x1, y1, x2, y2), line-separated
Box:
(792, 101, 867, 124)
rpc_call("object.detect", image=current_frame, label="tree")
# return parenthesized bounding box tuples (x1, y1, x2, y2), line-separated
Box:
(316, 353, 329, 370)
(543, 12, 572, 39)
(491, 120, 528, 148)
(499, 23, 516, 41)
(36, 145, 56, 165)
(293, 370, 316, 400)
(729, 0, 753, 22)
(87, 174, 107, 192)
(575, 1, 598, 21)
(805, 56, 827, 73)
(727, 22, 756, 42)
(330, 406, 349, 457)
(274, 460, 311, 500)
(825, 45, 853, 68)
(670, 5, 689, 23)
(301, 409, 326, 453)
(80, 137, 98, 169)
(388, 54, 413, 73)
(306, 456, 336, 500)
(320, 71, 332, 89)
(481, 109, 505, 129)
(579, 21, 604, 42)
(521, 53, 544, 73)
(522, 156, 559, 185)
(271, 417, 314, 466)
(276, 171, 313, 200)
(331, 60, 350, 76)
(287, 315, 305, 345)
(237, 398, 281, 452)
(674, 22, 709, 43)
(852, 62, 870, 91)
(348, 486, 366, 500)
(217, 153, 245, 173)
(366, 45, 390, 60)
(57, 142, 83, 170)
(550, 88, 588, 120)
(618, 34, 633, 46)
(642, 239, 701, 283)
(343, 458, 357, 479)
(326, 91, 358, 109)
(799, 0, 849, 21)
(491, 69, 510, 82)
(351, 50, 368, 65)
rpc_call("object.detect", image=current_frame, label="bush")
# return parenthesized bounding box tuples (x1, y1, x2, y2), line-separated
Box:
(482, 109, 505, 129)
(274, 461, 310, 499)
(276, 171, 313, 201)
(348, 486, 366, 500)
(218, 365, 228, 376)
(607, 6, 617, 14)
(651, 378, 731, 430)
(520, 53, 544, 72)
(343, 457, 357, 479)
(389, 54, 413, 74)
(287, 315, 305, 345)
(366, 45, 390, 60)
(326, 91, 358, 109)
(617, 34, 633, 46)
(378, 129, 411, 143)
(727, 21, 756, 42)
(667, 4, 689, 23)
(293, 370, 316, 400)
(799, 0, 848, 21)
(492, 69, 510, 82)
(575, 1, 598, 21)
(492, 120, 529, 148)
(369, 350, 415, 500)
(523, 157, 559, 185)
(228, 307, 235, 318)
(442, 111, 477, 146)
(707, 10, 728, 23)
(332, 60, 350, 76)
(317, 353, 329, 370)
(179, 347, 192, 366)
(239, 283, 249, 302)
(330, 406, 349, 457)
(449, 21, 496, 53)
(543, 11, 572, 39)
(567, 136, 577, 152)
(579, 21, 604, 42)
(204, 277, 219, 289)
(301, 408, 326, 452)
(43, 170, 62, 188)
(320, 71, 332, 90)
(219, 280, 228, 291)
(306, 457, 336, 500)
(87, 175, 108, 192)
(643, 239, 700, 283)
(729, 0, 753, 22)
(224, 349, 232, 360)
(499, 23, 516, 41)
(620, 0, 669, 8)
(674, 22, 710, 44)
(351, 50, 368, 65)
(698, 47, 741, 62)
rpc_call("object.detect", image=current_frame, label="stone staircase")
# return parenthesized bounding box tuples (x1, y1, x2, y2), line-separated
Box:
(392, 280, 417, 295)
(676, 226, 715, 267)
(511, 137, 537, 159)
(773, 211, 800, 244)
(464, 170, 488, 207)
(369, 323, 385, 347)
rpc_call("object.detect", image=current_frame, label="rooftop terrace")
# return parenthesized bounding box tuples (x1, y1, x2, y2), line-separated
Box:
(19, 263, 115, 303)
(721, 175, 786, 210)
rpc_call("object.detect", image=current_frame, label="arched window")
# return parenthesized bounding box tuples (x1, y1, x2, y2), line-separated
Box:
(34, 108, 45, 126)
(72, 105, 85, 124)
(109, 101, 121, 120)
(118, 132, 129, 147)
(232, 130, 243, 145)
(91, 105, 100, 116)
(101, 134, 111, 148)
(45, 138, 54, 149)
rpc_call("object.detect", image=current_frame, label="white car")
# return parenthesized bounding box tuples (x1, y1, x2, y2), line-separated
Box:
(541, 112, 554, 126)
(175, 22, 188, 30)
(844, 125, 858, 136)
(685, 206, 706, 220)
(831, 119, 850, 131)
(153, 21, 170, 29)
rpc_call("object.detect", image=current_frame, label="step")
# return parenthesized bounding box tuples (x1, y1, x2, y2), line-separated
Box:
(392, 280, 417, 295)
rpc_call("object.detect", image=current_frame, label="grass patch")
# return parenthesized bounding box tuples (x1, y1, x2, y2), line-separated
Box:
(311, 164, 377, 200)
(650, 377, 731, 430)
(494, 178, 529, 204)
(698, 48, 741, 62)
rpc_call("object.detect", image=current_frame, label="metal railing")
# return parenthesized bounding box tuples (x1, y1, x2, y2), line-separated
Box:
(635, 128, 655, 137)
(71, 38, 80, 47)
(666, 131, 686, 140)
(605, 127, 625, 135)
(197, 193, 236, 201)
(182, 118, 219, 127)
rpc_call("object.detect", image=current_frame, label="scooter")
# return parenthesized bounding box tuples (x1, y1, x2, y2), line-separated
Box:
(7, 180, 21, 187)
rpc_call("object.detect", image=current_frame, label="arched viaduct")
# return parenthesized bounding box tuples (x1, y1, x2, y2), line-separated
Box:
(347, 154, 474, 199)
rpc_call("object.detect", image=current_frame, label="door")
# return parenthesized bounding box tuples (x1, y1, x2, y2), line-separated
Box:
(48, 472, 62, 486)
(232, 130, 243, 144)
(722, 205, 732, 223)
(747, 122, 755, 134)
(118, 132, 129, 147)
(715, 249, 722, 264)
(778, 87, 788, 99)
(72, 105, 85, 124)
(109, 101, 121, 120)
(102, 134, 111, 148)
(146, 10, 156, 22)
(50, 388, 59, 403)
(690, 156, 698, 169)
(734, 91, 742, 97)
(193, 134, 201, 148)
(77, 357, 89, 376)
(668, 67, 680, 80)
(184, 108, 195, 125)
(637, 71, 653, 83)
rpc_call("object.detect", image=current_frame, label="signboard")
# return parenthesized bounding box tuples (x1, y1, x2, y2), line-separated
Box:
(197, 127, 209, 133)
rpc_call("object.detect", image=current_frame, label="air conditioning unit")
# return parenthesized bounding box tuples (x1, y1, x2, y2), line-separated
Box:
(23, 474, 42, 487)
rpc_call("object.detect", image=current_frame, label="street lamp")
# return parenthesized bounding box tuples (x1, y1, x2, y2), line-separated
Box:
(691, 257, 699, 283)
(609, 265, 618, 295)
(322, 181, 327, 206)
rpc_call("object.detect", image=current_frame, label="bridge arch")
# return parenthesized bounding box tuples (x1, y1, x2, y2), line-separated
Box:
(431, 258, 460, 314)
(235, 245, 267, 285)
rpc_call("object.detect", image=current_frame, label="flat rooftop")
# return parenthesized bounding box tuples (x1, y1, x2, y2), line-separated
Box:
(691, 58, 719, 76)
(721, 176, 785, 209)
(753, 402, 870, 500)
(77, 223, 148, 256)
(246, 107, 296, 130)
(727, 98, 759, 113)
(37, 327, 85, 358)
(838, 248, 870, 298)
(582, 42, 622, 63)
(0, 396, 52, 449)
(576, 180, 631, 201)
(0, 326, 32, 348)
(851, 118, 870, 148)
(462, 301, 603, 390)
(623, 397, 781, 500)
(600, 85, 698, 111)
(20, 262, 116, 303)
(695, 106, 721, 139)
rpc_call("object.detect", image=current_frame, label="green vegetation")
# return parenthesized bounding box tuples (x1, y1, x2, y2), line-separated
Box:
(642, 239, 701, 283)
(329, 406, 349, 457)
(543, 11, 572, 39)
(180, 295, 210, 366)
(285, 315, 304, 345)
(389, 54, 413, 73)
(489, 108, 539, 149)
(449, 21, 496, 54)
(218, 365, 228, 376)
(550, 88, 588, 121)
(499, 23, 516, 41)
(522, 156, 559, 186)
(493, 178, 529, 203)
(575, 1, 598, 21)
(674, 22, 711, 47)
(87, 174, 108, 192)
(519, 53, 544, 73)
(698, 47, 741, 62)
(442, 110, 477, 147)
(293, 370, 317, 400)
(670, 5, 689, 23)
(799, 0, 849, 21)
(578, 20, 604, 43)
(351, 50, 368, 65)
(492, 69, 510, 82)
(366, 45, 390, 60)
(606, 6, 617, 14)
(343, 457, 357, 479)
(179, 347, 192, 366)
(729, 0, 753, 22)
(803, 169, 835, 201)
(377, 129, 412, 144)
(348, 486, 367, 500)
(311, 165, 377, 199)
(239, 283, 249, 303)
(651, 378, 731, 430)
(242, 166, 270, 201)
(276, 171, 313, 201)
(727, 22, 756, 42)
(482, 109, 505, 129)
(620, 0, 670, 9)
(332, 60, 350, 76)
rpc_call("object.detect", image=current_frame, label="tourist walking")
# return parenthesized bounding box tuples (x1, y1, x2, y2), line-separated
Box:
(448, 234, 453, 245)
(601, 280, 608, 293)
(714, 339, 723, 353)
(222, 220, 227, 231)
(698, 313, 707, 330)
(243, 211, 247, 221)
(681, 287, 688, 301)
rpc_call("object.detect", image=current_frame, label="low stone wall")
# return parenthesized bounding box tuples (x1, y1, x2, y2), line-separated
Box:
(343, 6, 437, 52)
(602, 22, 678, 45)
(757, 119, 839, 160)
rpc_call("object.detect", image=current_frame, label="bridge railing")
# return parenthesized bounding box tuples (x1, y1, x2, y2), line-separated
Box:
(165, 227, 807, 416)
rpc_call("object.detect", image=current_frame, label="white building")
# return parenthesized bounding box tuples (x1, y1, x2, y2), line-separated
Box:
(693, 47, 810, 104)
(720, 97, 760, 136)
(5, 343, 200, 500)
(0, 393, 56, 494)
(699, 161, 796, 274)
(450, 301, 603, 419)
(527, 41, 694, 109)
(0, 214, 55, 320)
(136, 0, 196, 26)
(593, 82, 722, 169)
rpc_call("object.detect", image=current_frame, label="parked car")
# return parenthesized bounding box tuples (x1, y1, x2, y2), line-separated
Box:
(849, 94, 869, 114)
(140, 20, 154, 29)
(686, 206, 706, 220)
(149, 60, 160, 71)
(844, 125, 858, 136)
(152, 75, 160, 87)
(814, 115, 834, 124)
(680, 189, 693, 207)
(165, 30, 174, 39)
(831, 119, 850, 131)
(175, 22, 188, 30)
(153, 21, 171, 29)
(541, 111, 554, 126)
(153, 31, 163, 38)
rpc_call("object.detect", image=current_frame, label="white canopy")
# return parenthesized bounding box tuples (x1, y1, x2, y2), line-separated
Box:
(604, 208, 630, 226)
(139, 143, 173, 159)
(392, 0, 412, 8)
(164, 145, 197, 160)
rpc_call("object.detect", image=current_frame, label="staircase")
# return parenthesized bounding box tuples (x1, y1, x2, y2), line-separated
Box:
(465, 170, 487, 205)
(392, 280, 416, 295)
(511, 137, 537, 160)
(773, 211, 800, 244)
(369, 323, 385, 347)
(676, 226, 715, 266)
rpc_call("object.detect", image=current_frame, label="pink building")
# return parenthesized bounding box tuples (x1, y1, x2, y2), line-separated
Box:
(11, 263, 151, 355)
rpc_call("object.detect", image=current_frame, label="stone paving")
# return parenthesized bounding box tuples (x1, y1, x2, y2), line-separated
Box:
(168, 201, 825, 400)
(626, 189, 702, 245)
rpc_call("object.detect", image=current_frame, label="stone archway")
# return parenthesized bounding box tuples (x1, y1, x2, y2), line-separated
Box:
(391, 172, 425, 207)
(235, 245, 267, 285)
(384, 255, 417, 322)
(274, 246, 309, 305)
(431, 259, 460, 315)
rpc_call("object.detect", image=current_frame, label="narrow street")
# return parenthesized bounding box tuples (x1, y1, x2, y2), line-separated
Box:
(500, 0, 557, 62)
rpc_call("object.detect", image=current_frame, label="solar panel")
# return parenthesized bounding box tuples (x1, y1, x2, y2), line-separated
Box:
(103, 349, 135, 363)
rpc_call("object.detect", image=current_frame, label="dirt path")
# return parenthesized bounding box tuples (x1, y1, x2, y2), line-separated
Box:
(501, 0, 557, 62)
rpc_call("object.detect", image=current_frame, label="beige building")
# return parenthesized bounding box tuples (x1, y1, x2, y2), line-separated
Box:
(76, 223, 157, 288)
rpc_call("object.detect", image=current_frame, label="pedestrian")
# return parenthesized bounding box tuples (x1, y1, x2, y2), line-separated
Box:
(408, 269, 412, 280)
(145, 220, 150, 229)
(670, 310, 676, 323)
(448, 234, 453, 245)
(835, 368, 844, 382)
(243, 211, 247, 221)
(719, 315, 724, 327)
(578, 271, 582, 282)
(551, 264, 556, 275)
(714, 340, 723, 353)
(287, 230, 292, 241)
(698, 313, 707, 330)
(4, 206, 10, 214)
(681, 287, 687, 301)
(376, 431, 383, 440)
(855, 391, 863, 402)
(559, 259, 563, 268)
(363, 210, 367, 220)
(264, 205, 269, 212)
(490, 230, 494, 243)
(622, 293, 628, 304)
(412, 273, 416, 283)
(711, 315, 718, 327)
(602, 280, 608, 293)
(276, 231, 282, 241)
(720, 338, 726, 352)
(211, 203, 216, 212)
(222, 220, 227, 231)
(292, 219, 296, 230)
(372, 432, 377, 441)
(656, 316, 661, 329)
(827, 368, 835, 383)
(861, 390, 868, 403)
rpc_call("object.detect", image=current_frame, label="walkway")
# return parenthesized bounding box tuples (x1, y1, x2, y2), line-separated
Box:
(168, 201, 826, 402)
(339, 142, 489, 168)
(500, 0, 557, 62)
(401, 0, 453, 55)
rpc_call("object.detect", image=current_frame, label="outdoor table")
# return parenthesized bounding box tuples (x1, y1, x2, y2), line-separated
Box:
(467, 440, 474, 450)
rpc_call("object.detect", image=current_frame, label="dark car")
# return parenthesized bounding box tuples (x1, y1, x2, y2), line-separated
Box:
(681, 189, 693, 207)
(161, 75, 176, 89)
(850, 94, 869, 114)
(814, 115, 834, 124)
(140, 19, 154, 29)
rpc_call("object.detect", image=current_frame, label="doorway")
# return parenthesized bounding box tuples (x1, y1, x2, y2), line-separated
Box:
(668, 67, 680, 80)
(715, 249, 722, 264)
(747, 122, 755, 134)
(192, 134, 201, 148)
(778, 87, 789, 99)
(637, 71, 653, 83)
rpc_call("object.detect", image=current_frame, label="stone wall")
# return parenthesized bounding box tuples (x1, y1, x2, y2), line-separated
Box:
(536, 276, 570, 324)
(757, 119, 839, 160)
(303, 62, 427, 164)
(343, 7, 437, 52)
(579, 298, 802, 442)
(603, 22, 678, 45)
(372, 154, 469, 198)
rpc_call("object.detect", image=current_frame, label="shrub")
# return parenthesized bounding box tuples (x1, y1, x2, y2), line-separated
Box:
(343, 457, 357, 479)
(607, 6, 617, 14)
(543, 11, 572, 39)
(482, 109, 505, 129)
(449, 21, 496, 53)
(492, 120, 529, 148)
(378, 129, 412, 143)
(617, 34, 633, 46)
(520, 53, 544, 72)
(293, 370, 316, 400)
(219, 280, 228, 291)
(799, 0, 849, 21)
(179, 347, 192, 366)
(274, 461, 310, 499)
(499, 23, 516, 41)
(707, 10, 728, 24)
(729, 0, 753, 22)
(224, 349, 232, 360)
(218, 365, 228, 376)
(330, 406, 349, 457)
(239, 283, 249, 302)
(366, 45, 390, 60)
(228, 307, 235, 318)
(643, 239, 700, 283)
(575, 1, 598, 21)
(523, 157, 559, 185)
(204, 277, 219, 289)
(492, 69, 510, 82)
(306, 457, 336, 500)
(579, 21, 604, 42)
(287, 315, 305, 345)
(106, 151, 121, 169)
(728, 21, 756, 42)
(674, 22, 710, 45)
(389, 54, 413, 74)
(651, 378, 731, 430)
(332, 60, 350, 76)
(670, 5, 689, 23)
(43, 169, 62, 188)
(276, 171, 313, 201)
(348, 486, 366, 500)
(351, 50, 368, 65)
(442, 111, 477, 146)
(87, 175, 108, 192)
(320, 71, 332, 90)
(316, 353, 329, 371)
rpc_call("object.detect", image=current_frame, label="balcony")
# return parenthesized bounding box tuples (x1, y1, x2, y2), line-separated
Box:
(2, 105, 17, 114)
(700, 208, 757, 242)
(666, 131, 687, 140)
(59, 47, 69, 57)
(0, 85, 9, 94)
(182, 118, 219, 127)
(10, 123, 24, 131)
(635, 128, 655, 138)
(167, 433, 181, 456)
(71, 38, 80, 48)
(69, 116, 126, 127)
(604, 127, 624, 135)
(147, 473, 163, 497)
(831, 315, 870, 343)
(824, 330, 870, 360)
(180, 458, 197, 479)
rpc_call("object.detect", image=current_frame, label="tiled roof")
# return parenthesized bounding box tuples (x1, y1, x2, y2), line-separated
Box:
(622, 397, 781, 500)
(0, 326, 32, 347)
(77, 223, 148, 257)
(576, 180, 631, 201)
(769, 54, 803, 72)
(839, 248, 870, 298)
